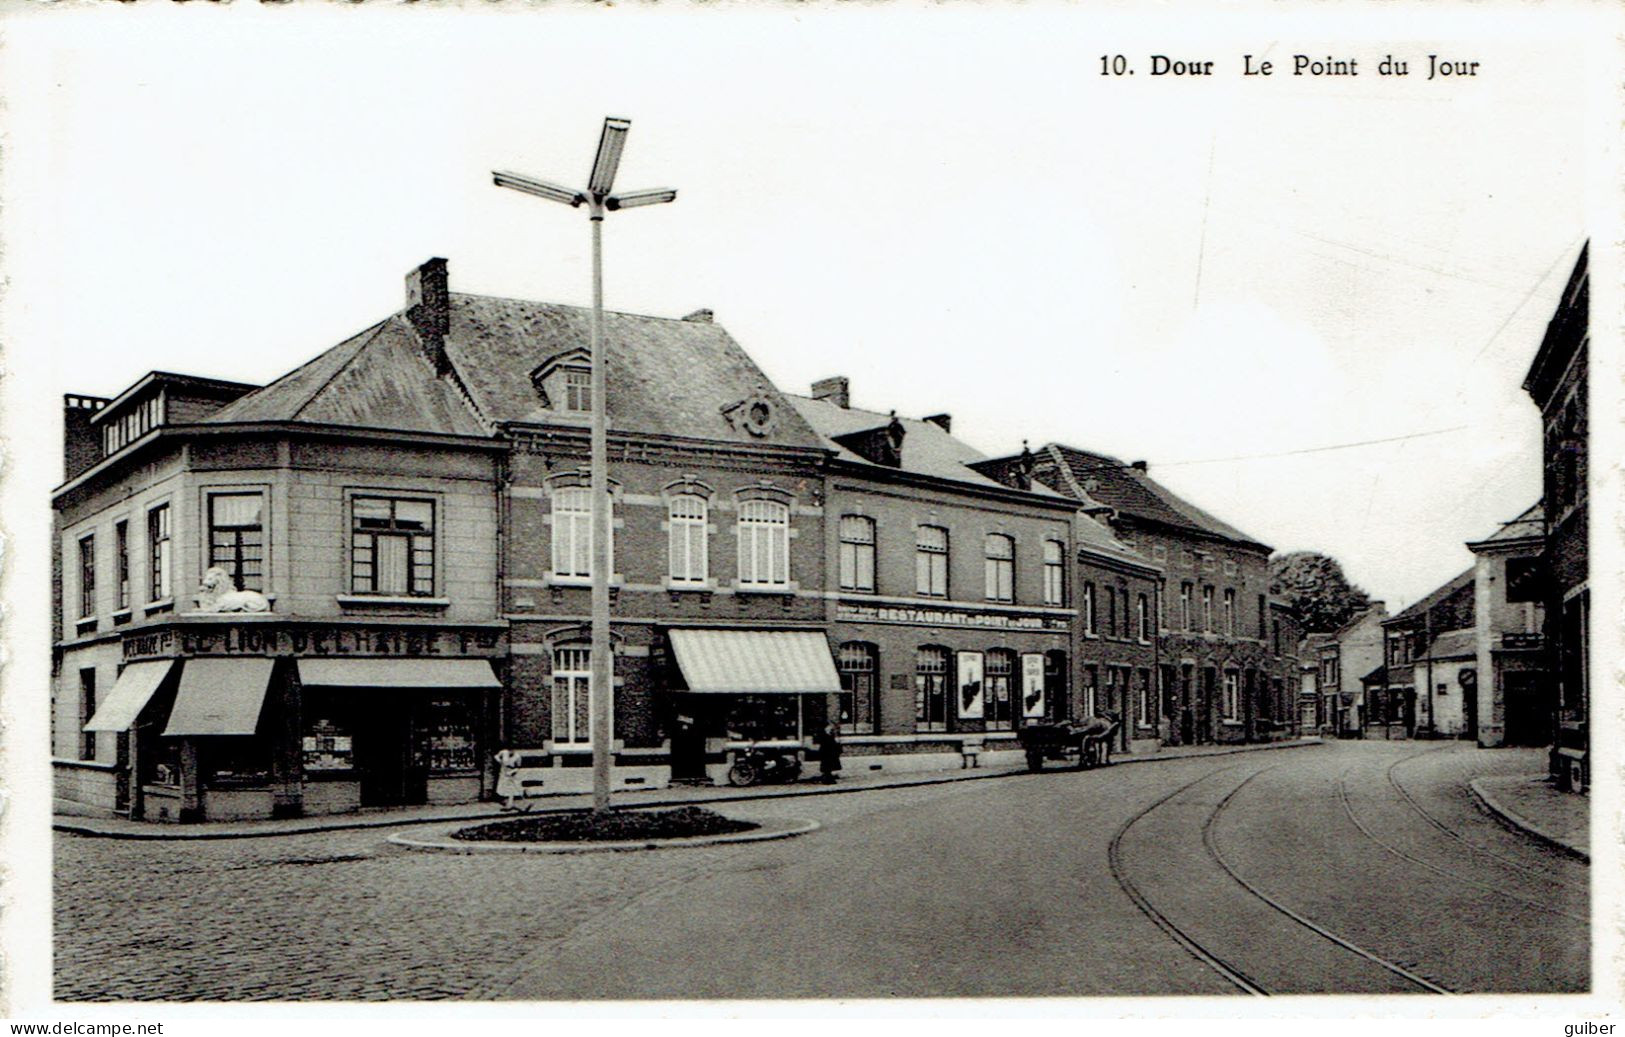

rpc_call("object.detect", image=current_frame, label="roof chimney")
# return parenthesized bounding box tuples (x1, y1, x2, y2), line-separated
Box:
(1129, 460, 1148, 473)
(924, 413, 952, 433)
(811, 376, 850, 409)
(682, 308, 714, 323)
(405, 257, 451, 376)
(63, 394, 109, 479)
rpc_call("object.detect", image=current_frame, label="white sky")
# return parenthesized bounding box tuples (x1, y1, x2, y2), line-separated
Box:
(0, 5, 1602, 615)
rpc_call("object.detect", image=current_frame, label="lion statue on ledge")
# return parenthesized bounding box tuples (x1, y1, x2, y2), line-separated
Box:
(194, 567, 272, 613)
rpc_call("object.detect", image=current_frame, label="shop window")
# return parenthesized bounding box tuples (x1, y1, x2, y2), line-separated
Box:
(353, 496, 435, 596)
(915, 525, 948, 598)
(78, 534, 96, 619)
(836, 641, 878, 734)
(208, 492, 265, 592)
(738, 498, 790, 588)
(144, 738, 182, 788)
(114, 521, 130, 611)
(302, 713, 355, 773)
(914, 645, 950, 732)
(984, 534, 1014, 603)
(1223, 589, 1236, 637)
(551, 645, 599, 746)
(1223, 671, 1241, 720)
(668, 495, 709, 585)
(79, 668, 96, 761)
(839, 516, 876, 594)
(1084, 583, 1097, 636)
(1043, 650, 1069, 721)
(985, 649, 1015, 730)
(1082, 665, 1099, 717)
(205, 739, 270, 787)
(148, 503, 171, 602)
(725, 696, 800, 742)
(414, 697, 478, 773)
(1042, 539, 1065, 606)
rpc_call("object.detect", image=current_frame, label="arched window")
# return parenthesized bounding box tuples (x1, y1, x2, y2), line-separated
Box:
(1137, 593, 1150, 642)
(915, 525, 948, 598)
(985, 649, 1017, 730)
(668, 495, 708, 584)
(838, 516, 876, 593)
(551, 644, 600, 746)
(915, 645, 950, 732)
(836, 641, 878, 734)
(551, 486, 610, 580)
(738, 498, 790, 588)
(984, 534, 1014, 603)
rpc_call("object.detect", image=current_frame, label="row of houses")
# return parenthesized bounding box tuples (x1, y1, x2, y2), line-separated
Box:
(1293, 243, 1589, 793)
(52, 257, 1304, 823)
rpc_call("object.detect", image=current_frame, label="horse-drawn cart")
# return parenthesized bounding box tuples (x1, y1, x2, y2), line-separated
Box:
(1016, 716, 1120, 772)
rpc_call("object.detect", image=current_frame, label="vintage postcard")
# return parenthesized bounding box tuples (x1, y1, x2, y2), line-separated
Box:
(0, 1, 1617, 1029)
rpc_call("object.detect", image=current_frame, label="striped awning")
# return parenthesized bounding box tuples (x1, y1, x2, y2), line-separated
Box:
(297, 658, 501, 689)
(83, 660, 175, 732)
(667, 629, 841, 694)
(163, 657, 276, 737)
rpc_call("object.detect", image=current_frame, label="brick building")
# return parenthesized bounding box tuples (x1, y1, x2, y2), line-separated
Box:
(1015, 445, 1300, 746)
(1378, 569, 1475, 738)
(1522, 242, 1588, 791)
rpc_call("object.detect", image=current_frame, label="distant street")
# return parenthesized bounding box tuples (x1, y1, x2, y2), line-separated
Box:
(55, 742, 1587, 1000)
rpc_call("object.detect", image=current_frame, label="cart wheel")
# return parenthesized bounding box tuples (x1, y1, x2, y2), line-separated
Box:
(727, 759, 760, 787)
(1026, 749, 1044, 773)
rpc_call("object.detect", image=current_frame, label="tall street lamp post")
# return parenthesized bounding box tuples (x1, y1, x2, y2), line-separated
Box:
(494, 117, 677, 813)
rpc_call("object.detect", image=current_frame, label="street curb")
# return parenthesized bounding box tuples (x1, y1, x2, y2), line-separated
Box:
(53, 737, 1325, 841)
(386, 814, 821, 855)
(1467, 777, 1589, 862)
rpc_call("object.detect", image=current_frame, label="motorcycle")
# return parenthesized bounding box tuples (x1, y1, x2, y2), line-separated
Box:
(726, 745, 803, 787)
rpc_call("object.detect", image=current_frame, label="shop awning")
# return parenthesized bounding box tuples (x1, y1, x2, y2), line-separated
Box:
(668, 629, 841, 694)
(163, 657, 276, 737)
(83, 660, 176, 732)
(297, 658, 501, 689)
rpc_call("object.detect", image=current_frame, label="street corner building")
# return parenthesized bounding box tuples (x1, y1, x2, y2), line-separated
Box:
(51, 257, 1305, 823)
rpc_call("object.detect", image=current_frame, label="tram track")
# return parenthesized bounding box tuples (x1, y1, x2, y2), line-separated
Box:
(1107, 761, 1450, 995)
(1385, 746, 1586, 891)
(1335, 762, 1587, 924)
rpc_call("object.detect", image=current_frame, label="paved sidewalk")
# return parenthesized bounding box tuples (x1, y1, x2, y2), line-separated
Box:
(54, 736, 1324, 840)
(1469, 773, 1589, 860)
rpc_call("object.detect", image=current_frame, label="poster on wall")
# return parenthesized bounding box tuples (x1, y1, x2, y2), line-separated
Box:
(1021, 654, 1046, 719)
(956, 651, 984, 720)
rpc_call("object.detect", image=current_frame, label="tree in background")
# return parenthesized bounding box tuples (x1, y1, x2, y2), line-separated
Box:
(1269, 551, 1373, 632)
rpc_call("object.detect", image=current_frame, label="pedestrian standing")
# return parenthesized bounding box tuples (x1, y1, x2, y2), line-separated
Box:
(815, 722, 842, 784)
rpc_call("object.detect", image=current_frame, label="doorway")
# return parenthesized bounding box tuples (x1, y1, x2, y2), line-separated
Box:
(1502, 672, 1550, 747)
(357, 707, 424, 807)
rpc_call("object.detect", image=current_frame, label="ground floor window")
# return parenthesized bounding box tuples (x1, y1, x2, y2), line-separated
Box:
(1222, 671, 1241, 720)
(302, 711, 356, 773)
(1137, 668, 1153, 727)
(552, 645, 597, 746)
(915, 646, 949, 732)
(1043, 651, 1068, 721)
(413, 696, 478, 773)
(143, 737, 183, 787)
(837, 642, 878, 735)
(1082, 665, 1099, 717)
(724, 695, 800, 742)
(985, 650, 1015, 730)
(203, 737, 271, 786)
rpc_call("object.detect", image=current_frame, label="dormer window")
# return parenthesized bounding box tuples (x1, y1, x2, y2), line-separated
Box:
(563, 368, 591, 413)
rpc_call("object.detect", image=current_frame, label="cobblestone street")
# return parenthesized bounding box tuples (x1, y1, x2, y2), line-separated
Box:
(54, 742, 1586, 1001)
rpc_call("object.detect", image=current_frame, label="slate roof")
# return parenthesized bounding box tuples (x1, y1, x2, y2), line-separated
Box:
(445, 294, 825, 449)
(1038, 444, 1269, 550)
(207, 317, 488, 438)
(207, 294, 829, 450)
(1468, 502, 1544, 547)
(1073, 513, 1160, 570)
(788, 395, 1065, 497)
(1359, 664, 1387, 686)
(1427, 629, 1477, 660)
(1387, 567, 1475, 625)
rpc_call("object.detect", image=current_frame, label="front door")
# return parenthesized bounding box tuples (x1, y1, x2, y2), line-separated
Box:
(1503, 672, 1550, 747)
(669, 698, 709, 782)
(358, 708, 412, 807)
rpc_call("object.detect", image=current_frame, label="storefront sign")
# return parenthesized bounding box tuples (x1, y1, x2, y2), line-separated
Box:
(1022, 653, 1046, 719)
(124, 624, 503, 661)
(956, 651, 984, 719)
(836, 602, 1067, 632)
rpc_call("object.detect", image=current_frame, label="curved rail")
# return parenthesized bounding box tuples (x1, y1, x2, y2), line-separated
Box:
(1207, 766, 1454, 994)
(1335, 765, 1587, 924)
